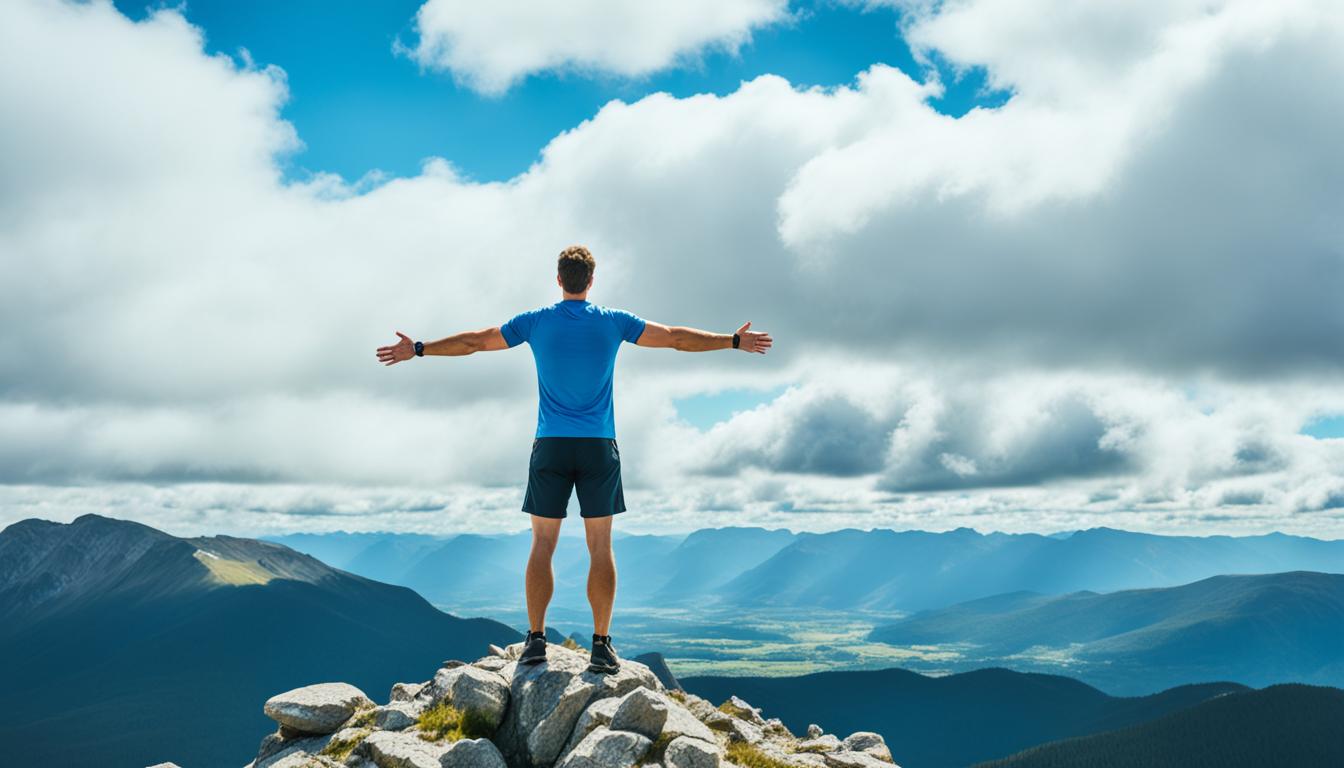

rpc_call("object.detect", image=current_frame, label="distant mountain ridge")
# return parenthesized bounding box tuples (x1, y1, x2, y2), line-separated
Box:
(270, 525, 1344, 613)
(976, 684, 1344, 768)
(0, 514, 518, 768)
(681, 666, 1249, 768)
(868, 571, 1344, 693)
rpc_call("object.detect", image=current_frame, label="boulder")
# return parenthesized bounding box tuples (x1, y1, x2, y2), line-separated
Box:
(806, 725, 823, 739)
(441, 738, 509, 768)
(475, 656, 510, 673)
(391, 682, 428, 702)
(716, 718, 762, 745)
(555, 726, 652, 768)
(493, 642, 660, 768)
(428, 665, 511, 730)
(373, 702, 422, 731)
(719, 696, 764, 725)
(560, 697, 623, 758)
(701, 710, 734, 730)
(841, 733, 892, 763)
(662, 704, 718, 745)
(609, 688, 669, 740)
(681, 694, 718, 723)
(252, 730, 337, 768)
(822, 752, 898, 768)
(357, 730, 449, 768)
(488, 644, 508, 658)
(664, 737, 721, 768)
(263, 682, 374, 735)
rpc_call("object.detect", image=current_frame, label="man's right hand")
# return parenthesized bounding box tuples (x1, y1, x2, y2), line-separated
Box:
(375, 331, 415, 366)
(735, 321, 773, 354)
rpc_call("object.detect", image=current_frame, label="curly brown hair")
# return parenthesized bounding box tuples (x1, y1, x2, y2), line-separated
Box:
(558, 245, 595, 294)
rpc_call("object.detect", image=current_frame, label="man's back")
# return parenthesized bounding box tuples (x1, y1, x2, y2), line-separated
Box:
(501, 299, 646, 438)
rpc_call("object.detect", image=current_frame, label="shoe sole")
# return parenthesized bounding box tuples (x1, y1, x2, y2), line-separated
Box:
(521, 655, 547, 665)
(587, 662, 619, 674)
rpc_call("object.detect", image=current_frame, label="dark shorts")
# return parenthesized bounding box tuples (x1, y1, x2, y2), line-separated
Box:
(522, 437, 627, 519)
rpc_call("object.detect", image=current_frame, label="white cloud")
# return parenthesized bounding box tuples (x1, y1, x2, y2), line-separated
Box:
(407, 0, 793, 95)
(2, 0, 1343, 537)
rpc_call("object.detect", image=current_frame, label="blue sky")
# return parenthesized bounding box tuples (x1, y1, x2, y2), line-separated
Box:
(113, 0, 1007, 183)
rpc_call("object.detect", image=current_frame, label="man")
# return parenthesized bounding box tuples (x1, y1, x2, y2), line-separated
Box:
(374, 245, 772, 673)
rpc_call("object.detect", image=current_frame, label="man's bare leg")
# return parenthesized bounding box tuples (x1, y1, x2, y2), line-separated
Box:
(526, 515, 562, 633)
(584, 515, 616, 636)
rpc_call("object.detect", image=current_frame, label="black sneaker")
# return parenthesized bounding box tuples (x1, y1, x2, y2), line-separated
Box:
(588, 633, 620, 674)
(520, 630, 547, 665)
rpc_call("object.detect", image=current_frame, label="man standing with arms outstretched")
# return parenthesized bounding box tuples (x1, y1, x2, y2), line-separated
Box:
(375, 245, 773, 673)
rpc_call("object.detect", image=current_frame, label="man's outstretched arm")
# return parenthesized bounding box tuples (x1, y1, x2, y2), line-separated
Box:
(374, 328, 509, 366)
(636, 320, 772, 354)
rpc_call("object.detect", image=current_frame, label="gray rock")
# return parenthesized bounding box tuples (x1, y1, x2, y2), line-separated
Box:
(795, 735, 842, 753)
(253, 730, 335, 768)
(724, 718, 764, 745)
(822, 752, 898, 768)
(373, 702, 422, 731)
(357, 730, 449, 768)
(841, 733, 892, 763)
(429, 665, 510, 731)
(609, 688, 669, 740)
(263, 682, 374, 735)
(443, 660, 468, 669)
(806, 725, 823, 739)
(474, 656, 510, 672)
(488, 644, 508, 658)
(720, 696, 764, 725)
(664, 737, 721, 768)
(391, 682, 428, 702)
(701, 710, 734, 730)
(763, 718, 793, 739)
(560, 697, 623, 758)
(494, 643, 661, 768)
(555, 726, 652, 768)
(682, 694, 717, 723)
(779, 753, 829, 768)
(145, 763, 182, 768)
(662, 703, 718, 744)
(441, 738, 509, 768)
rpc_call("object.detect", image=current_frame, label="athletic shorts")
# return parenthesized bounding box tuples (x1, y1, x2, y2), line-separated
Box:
(522, 437, 627, 519)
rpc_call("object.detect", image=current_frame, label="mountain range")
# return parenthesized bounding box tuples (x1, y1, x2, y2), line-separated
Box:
(681, 666, 1247, 768)
(269, 525, 1344, 613)
(867, 571, 1344, 693)
(976, 683, 1344, 768)
(0, 514, 518, 768)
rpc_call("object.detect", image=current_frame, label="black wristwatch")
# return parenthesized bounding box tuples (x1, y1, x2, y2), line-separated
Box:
(414, 340, 424, 357)
(732, 333, 740, 349)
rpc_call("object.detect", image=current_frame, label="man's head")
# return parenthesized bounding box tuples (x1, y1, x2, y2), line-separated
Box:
(557, 244, 595, 296)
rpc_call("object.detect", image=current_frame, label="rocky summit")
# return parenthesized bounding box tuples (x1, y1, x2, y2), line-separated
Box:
(224, 641, 901, 768)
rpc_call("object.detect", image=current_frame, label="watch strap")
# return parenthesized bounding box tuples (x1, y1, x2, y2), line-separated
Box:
(732, 333, 740, 349)
(414, 340, 424, 357)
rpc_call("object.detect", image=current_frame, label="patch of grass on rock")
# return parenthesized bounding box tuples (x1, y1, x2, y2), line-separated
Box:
(320, 728, 370, 761)
(727, 742, 794, 768)
(561, 637, 583, 651)
(417, 700, 494, 743)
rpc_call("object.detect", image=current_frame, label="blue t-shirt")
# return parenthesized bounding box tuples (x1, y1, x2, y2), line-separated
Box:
(501, 299, 647, 438)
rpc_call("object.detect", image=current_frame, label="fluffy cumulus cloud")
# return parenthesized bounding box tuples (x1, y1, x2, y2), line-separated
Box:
(2, 0, 1343, 538)
(408, 0, 793, 95)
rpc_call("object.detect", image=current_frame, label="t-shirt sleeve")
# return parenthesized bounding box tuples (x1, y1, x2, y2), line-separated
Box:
(611, 308, 647, 344)
(500, 308, 538, 348)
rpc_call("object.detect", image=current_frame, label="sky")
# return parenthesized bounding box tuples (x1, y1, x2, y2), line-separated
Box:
(1, 0, 1343, 539)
